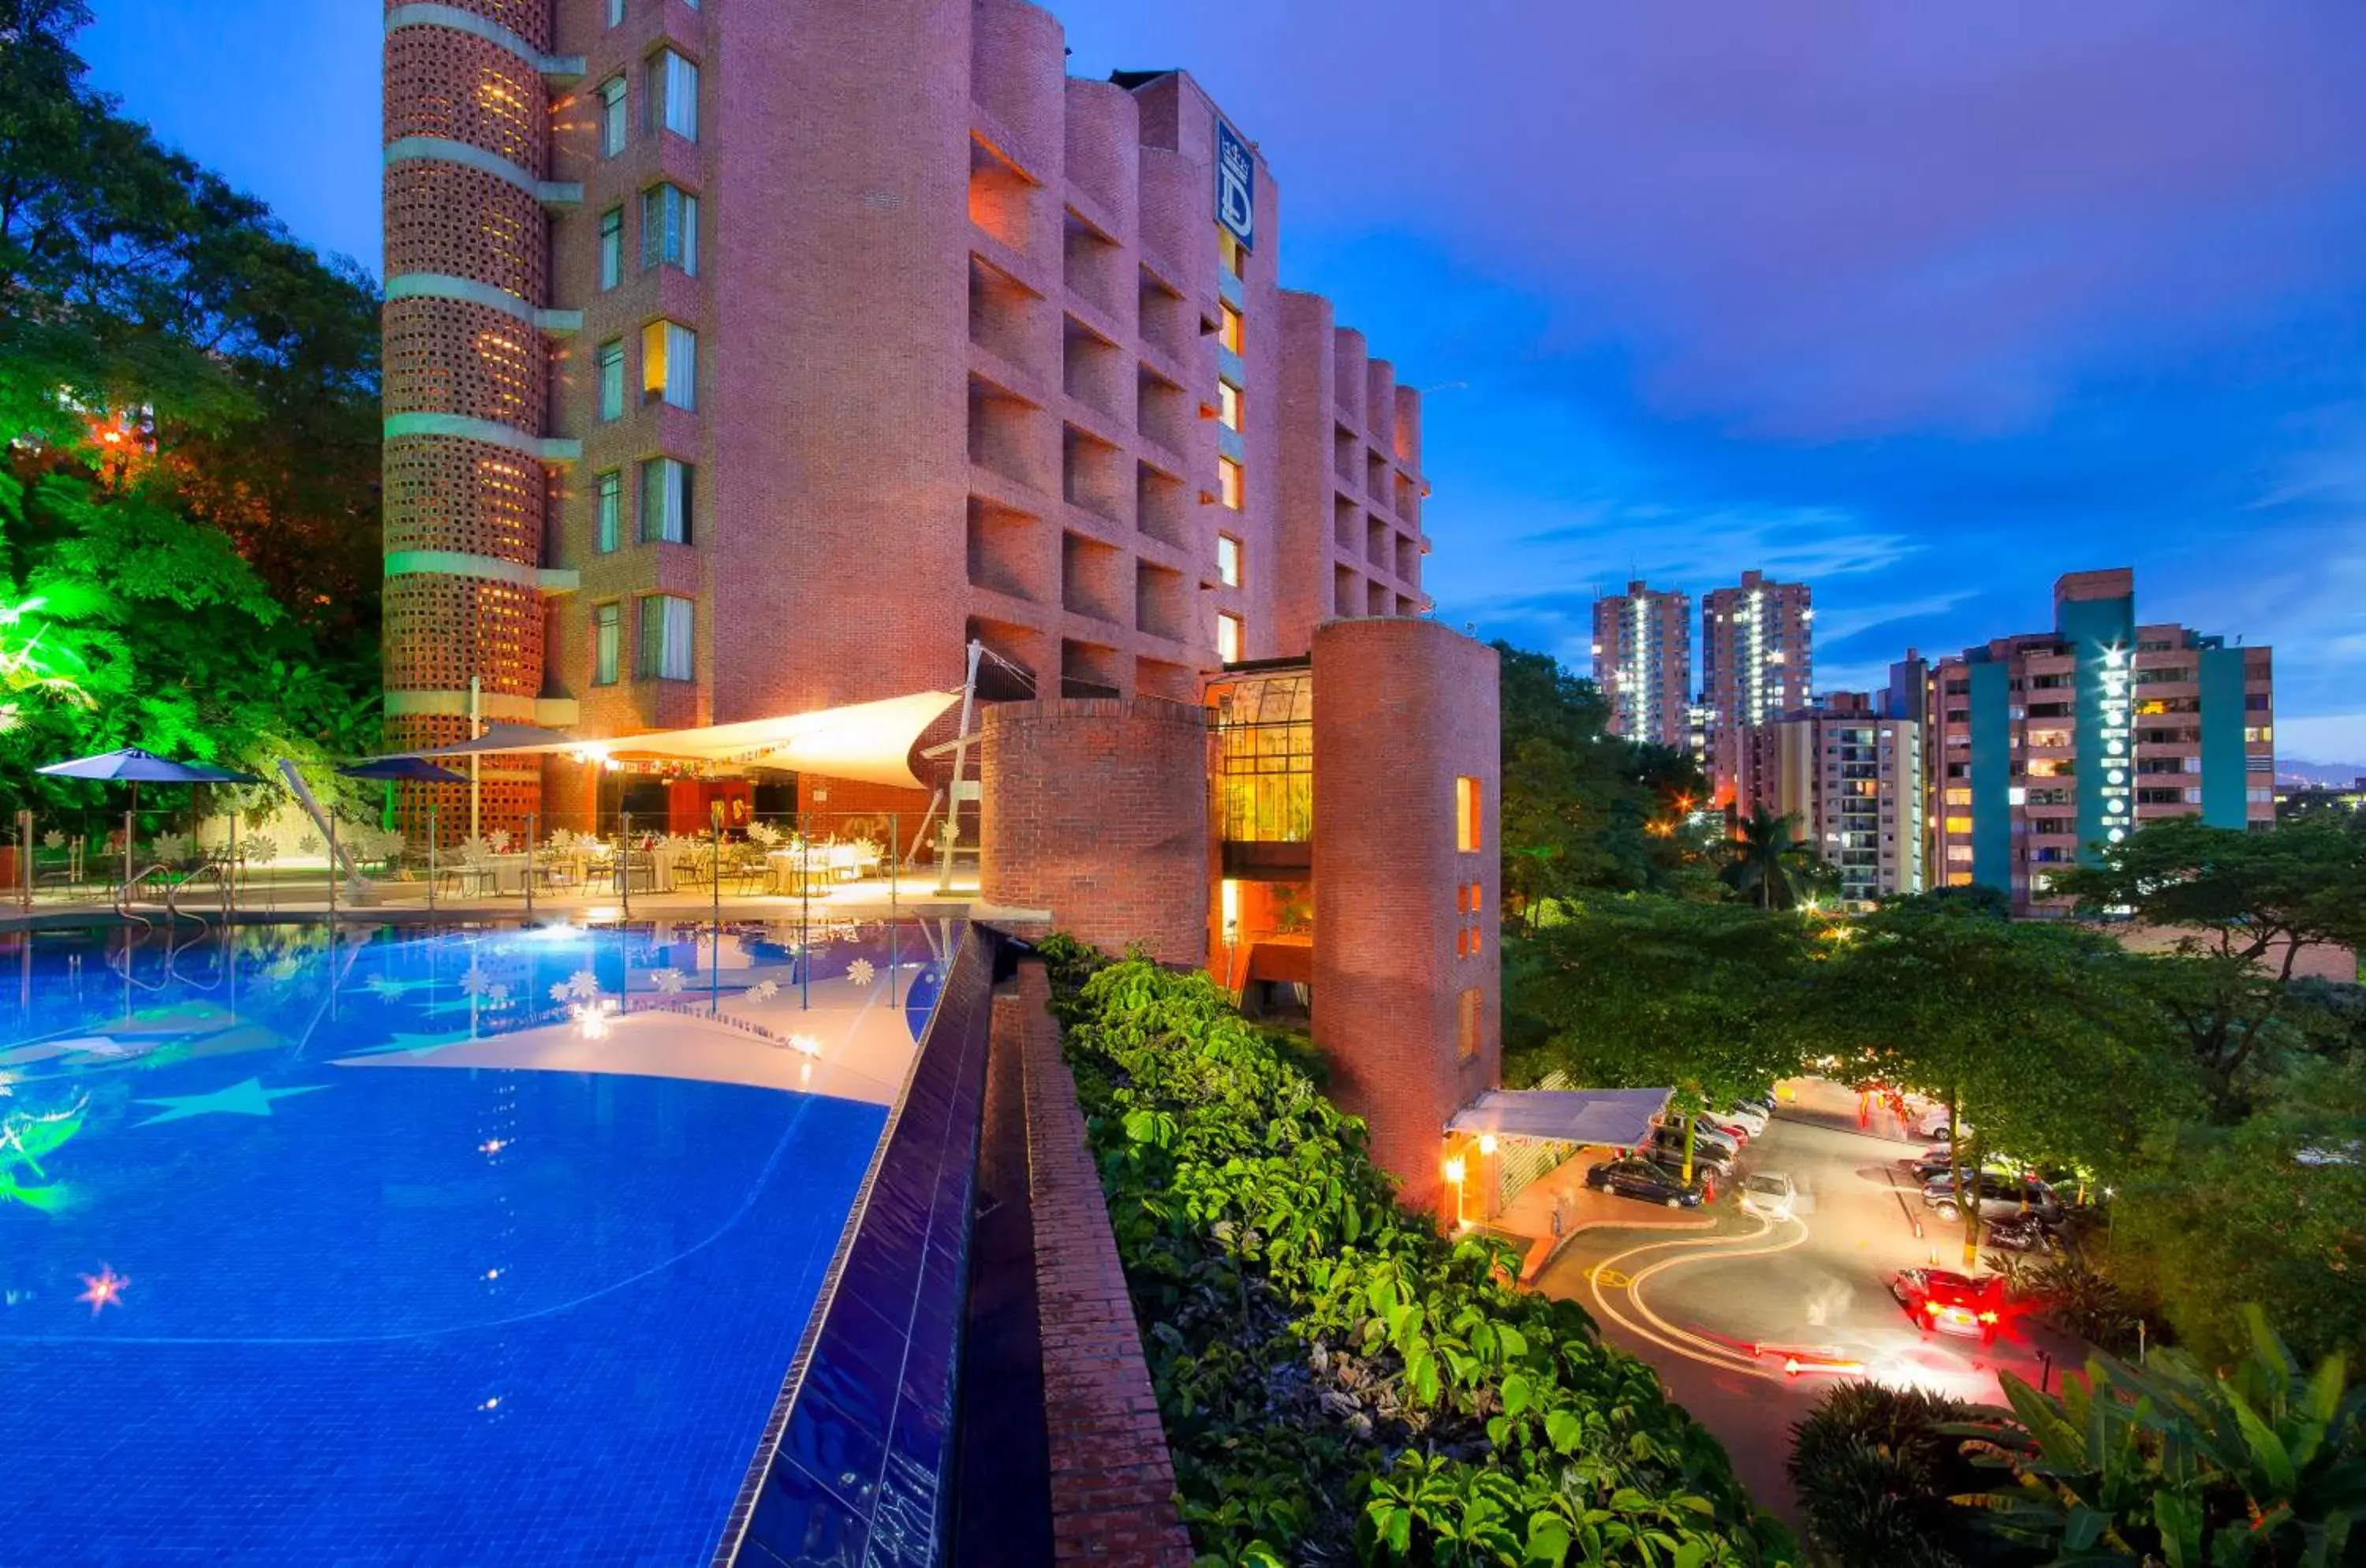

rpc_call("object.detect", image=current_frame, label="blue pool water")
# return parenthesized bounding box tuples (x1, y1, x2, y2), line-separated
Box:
(0, 919, 955, 1565)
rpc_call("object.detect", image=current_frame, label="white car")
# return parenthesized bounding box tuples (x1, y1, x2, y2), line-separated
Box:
(1739, 1170, 1797, 1220)
(1714, 1102, 1770, 1137)
(1905, 1099, 1964, 1141)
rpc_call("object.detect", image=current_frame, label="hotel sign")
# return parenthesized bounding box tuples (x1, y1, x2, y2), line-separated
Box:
(1216, 121, 1255, 249)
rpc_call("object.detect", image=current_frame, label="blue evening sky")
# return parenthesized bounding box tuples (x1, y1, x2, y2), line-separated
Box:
(79, 2, 2366, 762)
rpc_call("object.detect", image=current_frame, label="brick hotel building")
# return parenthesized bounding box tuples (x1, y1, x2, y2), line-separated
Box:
(381, 0, 1494, 1213)
(1928, 569, 2273, 913)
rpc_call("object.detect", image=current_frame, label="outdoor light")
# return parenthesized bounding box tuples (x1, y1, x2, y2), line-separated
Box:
(1441, 1156, 1466, 1185)
(1477, 1134, 1498, 1156)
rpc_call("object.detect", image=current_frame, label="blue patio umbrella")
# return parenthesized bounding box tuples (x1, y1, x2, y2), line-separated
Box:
(338, 756, 468, 784)
(35, 746, 262, 887)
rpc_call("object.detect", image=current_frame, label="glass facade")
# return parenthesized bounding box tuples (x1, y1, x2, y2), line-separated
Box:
(1210, 671, 1311, 843)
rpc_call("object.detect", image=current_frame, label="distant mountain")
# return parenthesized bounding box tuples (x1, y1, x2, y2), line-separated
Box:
(2277, 759, 2366, 788)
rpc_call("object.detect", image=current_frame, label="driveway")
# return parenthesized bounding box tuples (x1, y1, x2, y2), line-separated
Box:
(1532, 1081, 2084, 1525)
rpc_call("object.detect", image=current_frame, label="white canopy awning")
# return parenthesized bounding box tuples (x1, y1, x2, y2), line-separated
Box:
(1446, 1088, 1673, 1147)
(401, 690, 962, 791)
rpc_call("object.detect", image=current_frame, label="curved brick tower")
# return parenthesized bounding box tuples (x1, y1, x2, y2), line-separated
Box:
(381, 1, 578, 838)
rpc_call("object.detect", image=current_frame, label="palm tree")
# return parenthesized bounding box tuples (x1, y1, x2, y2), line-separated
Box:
(1722, 806, 1809, 910)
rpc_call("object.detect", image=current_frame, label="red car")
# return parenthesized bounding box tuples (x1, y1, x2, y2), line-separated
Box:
(1890, 1267, 2006, 1343)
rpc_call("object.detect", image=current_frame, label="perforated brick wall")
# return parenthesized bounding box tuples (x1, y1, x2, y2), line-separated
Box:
(383, 436, 545, 562)
(384, 162, 549, 301)
(980, 698, 1208, 967)
(384, 26, 548, 170)
(383, 297, 548, 428)
(383, 577, 545, 697)
(388, 0, 549, 54)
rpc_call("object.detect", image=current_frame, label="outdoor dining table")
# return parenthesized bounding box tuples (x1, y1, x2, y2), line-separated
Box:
(764, 844, 869, 894)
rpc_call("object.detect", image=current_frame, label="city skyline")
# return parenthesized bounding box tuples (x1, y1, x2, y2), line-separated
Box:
(75, 0, 2366, 759)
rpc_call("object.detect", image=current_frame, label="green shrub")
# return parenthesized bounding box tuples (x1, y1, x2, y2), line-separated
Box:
(1786, 1384, 2022, 1568)
(1036, 935, 1793, 1566)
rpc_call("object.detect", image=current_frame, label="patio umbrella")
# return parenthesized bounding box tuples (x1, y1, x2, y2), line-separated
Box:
(35, 746, 262, 889)
(338, 756, 468, 784)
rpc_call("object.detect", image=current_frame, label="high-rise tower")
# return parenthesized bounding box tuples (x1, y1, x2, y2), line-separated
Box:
(1590, 581, 1691, 749)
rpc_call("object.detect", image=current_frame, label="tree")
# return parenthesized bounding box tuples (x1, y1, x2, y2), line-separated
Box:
(2054, 815, 2366, 1117)
(1786, 1383, 2018, 1568)
(1722, 806, 1816, 911)
(1495, 642, 1714, 915)
(1813, 901, 2186, 1265)
(1507, 897, 1815, 1181)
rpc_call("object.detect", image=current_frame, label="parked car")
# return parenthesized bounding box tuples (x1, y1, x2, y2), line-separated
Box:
(1653, 1117, 1740, 1159)
(1890, 1267, 2006, 1342)
(1713, 1101, 1771, 1137)
(1586, 1157, 1707, 1208)
(1644, 1125, 1737, 1178)
(1983, 1211, 2062, 1255)
(1905, 1099, 1965, 1141)
(1695, 1108, 1754, 1145)
(1922, 1171, 2062, 1225)
(1738, 1170, 1796, 1220)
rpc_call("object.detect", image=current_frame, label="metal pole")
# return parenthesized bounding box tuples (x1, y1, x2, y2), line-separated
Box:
(524, 812, 537, 920)
(889, 810, 898, 921)
(937, 640, 983, 894)
(427, 806, 438, 918)
(122, 807, 133, 910)
(710, 804, 721, 930)
(327, 813, 339, 927)
(18, 809, 31, 911)
(620, 810, 633, 919)
(228, 812, 237, 920)
(468, 674, 482, 846)
(800, 808, 810, 1011)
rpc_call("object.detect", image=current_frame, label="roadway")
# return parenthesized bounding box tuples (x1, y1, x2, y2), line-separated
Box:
(1532, 1081, 2083, 1525)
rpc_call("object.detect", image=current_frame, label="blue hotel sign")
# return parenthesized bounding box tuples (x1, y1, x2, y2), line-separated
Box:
(1216, 121, 1255, 249)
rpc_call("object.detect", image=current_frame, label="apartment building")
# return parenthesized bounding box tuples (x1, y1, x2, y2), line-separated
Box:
(1698, 570, 1811, 797)
(1737, 692, 1924, 906)
(1928, 569, 2274, 913)
(380, 0, 1427, 832)
(1590, 581, 1692, 749)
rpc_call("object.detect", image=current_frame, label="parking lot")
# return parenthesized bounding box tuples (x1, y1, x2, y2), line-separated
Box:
(1531, 1080, 2087, 1525)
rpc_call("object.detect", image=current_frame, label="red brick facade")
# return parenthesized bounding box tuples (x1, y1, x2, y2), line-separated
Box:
(980, 698, 1209, 967)
(1002, 961, 1194, 1566)
(1310, 620, 1501, 1217)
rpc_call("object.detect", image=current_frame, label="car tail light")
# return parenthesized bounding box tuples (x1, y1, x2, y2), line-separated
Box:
(1977, 1311, 1999, 1323)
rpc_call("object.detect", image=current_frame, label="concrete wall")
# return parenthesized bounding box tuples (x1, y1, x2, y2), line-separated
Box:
(1311, 619, 1500, 1217)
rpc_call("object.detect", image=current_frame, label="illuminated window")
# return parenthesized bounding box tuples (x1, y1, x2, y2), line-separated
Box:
(1209, 673, 1311, 842)
(642, 319, 696, 409)
(1216, 533, 1241, 588)
(1218, 302, 1244, 353)
(1946, 846, 1973, 863)
(594, 469, 621, 552)
(2245, 726, 2273, 744)
(1467, 879, 1482, 915)
(639, 457, 692, 544)
(638, 595, 694, 681)
(648, 49, 699, 142)
(1946, 870, 1973, 887)
(598, 207, 622, 291)
(1217, 379, 1242, 431)
(1943, 816, 1972, 834)
(595, 338, 625, 420)
(604, 0, 623, 24)
(1942, 788, 1971, 806)
(1456, 776, 1482, 853)
(1218, 226, 1247, 278)
(640, 184, 698, 275)
(1457, 988, 1482, 1060)
(1215, 610, 1244, 663)
(1218, 454, 1244, 510)
(592, 603, 621, 685)
(596, 76, 627, 158)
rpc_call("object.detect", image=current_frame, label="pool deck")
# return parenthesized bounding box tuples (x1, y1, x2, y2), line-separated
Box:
(0, 873, 1043, 931)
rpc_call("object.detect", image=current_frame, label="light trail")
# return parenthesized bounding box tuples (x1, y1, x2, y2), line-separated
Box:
(1584, 1209, 1831, 1383)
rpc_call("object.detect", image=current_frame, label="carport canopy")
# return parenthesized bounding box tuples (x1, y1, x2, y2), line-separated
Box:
(1447, 1087, 1673, 1148)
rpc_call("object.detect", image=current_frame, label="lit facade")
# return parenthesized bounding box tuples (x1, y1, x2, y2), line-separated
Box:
(1699, 569, 1811, 797)
(380, 0, 1425, 836)
(1590, 581, 1691, 750)
(1928, 569, 2274, 913)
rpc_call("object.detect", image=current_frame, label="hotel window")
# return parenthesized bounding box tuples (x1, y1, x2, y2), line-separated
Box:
(1457, 988, 1481, 1060)
(592, 603, 621, 685)
(640, 184, 698, 275)
(596, 76, 627, 158)
(595, 338, 625, 420)
(594, 469, 622, 552)
(1215, 610, 1244, 663)
(1215, 532, 1241, 588)
(1218, 226, 1247, 279)
(1218, 454, 1244, 510)
(1218, 302, 1244, 353)
(639, 594, 694, 681)
(1216, 379, 1243, 431)
(1455, 775, 1482, 853)
(642, 319, 696, 410)
(639, 457, 693, 544)
(648, 49, 700, 142)
(598, 207, 622, 291)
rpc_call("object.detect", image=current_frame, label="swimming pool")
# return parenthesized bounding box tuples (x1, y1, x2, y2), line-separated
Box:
(0, 917, 962, 1565)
